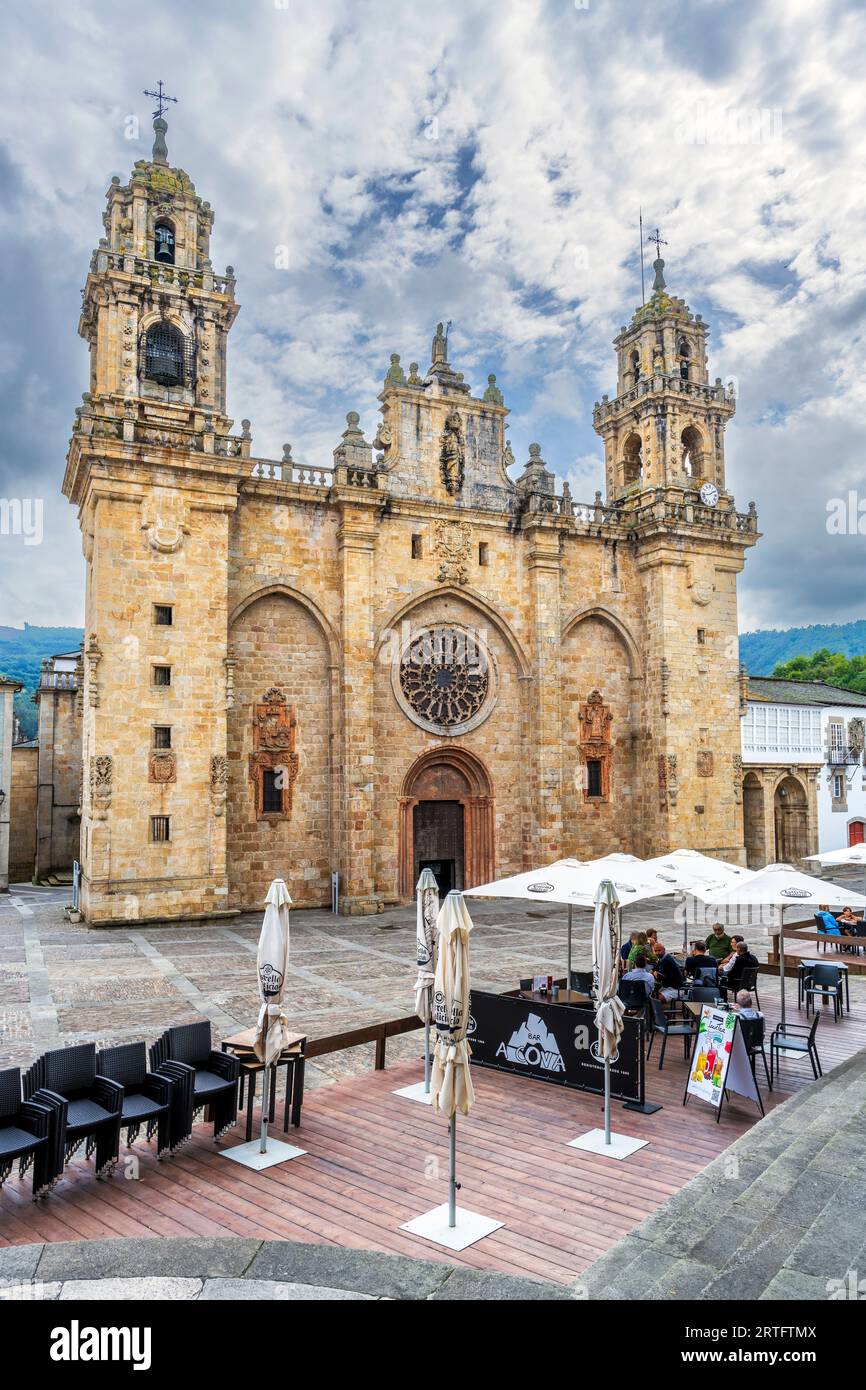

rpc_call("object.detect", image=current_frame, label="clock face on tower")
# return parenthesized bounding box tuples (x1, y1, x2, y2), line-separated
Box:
(699, 481, 719, 507)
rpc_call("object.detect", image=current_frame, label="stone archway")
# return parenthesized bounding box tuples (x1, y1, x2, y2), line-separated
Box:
(398, 748, 494, 900)
(774, 774, 809, 863)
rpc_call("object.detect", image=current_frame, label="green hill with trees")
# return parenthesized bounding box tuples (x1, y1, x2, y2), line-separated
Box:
(0, 624, 84, 740)
(739, 620, 866, 675)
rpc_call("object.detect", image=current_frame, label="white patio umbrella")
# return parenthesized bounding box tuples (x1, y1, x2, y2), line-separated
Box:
(253, 878, 293, 1153)
(593, 880, 624, 1146)
(430, 891, 475, 1227)
(642, 850, 756, 947)
(413, 868, 440, 1095)
(697, 863, 866, 1029)
(805, 845, 866, 896)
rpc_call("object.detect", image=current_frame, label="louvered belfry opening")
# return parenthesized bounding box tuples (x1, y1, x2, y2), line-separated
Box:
(141, 321, 194, 388)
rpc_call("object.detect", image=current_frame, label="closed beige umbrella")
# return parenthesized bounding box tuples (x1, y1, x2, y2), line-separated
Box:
(430, 891, 475, 1227)
(414, 869, 440, 1096)
(253, 878, 292, 1152)
(593, 879, 624, 1145)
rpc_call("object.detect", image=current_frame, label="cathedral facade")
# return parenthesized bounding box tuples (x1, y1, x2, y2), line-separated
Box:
(63, 117, 759, 924)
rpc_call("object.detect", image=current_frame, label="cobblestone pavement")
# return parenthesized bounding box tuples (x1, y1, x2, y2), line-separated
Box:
(2, 870, 863, 1087)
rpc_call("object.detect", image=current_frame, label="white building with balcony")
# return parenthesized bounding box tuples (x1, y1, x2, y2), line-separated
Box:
(740, 677, 866, 866)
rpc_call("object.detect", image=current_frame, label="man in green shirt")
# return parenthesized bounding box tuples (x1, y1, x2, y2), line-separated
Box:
(705, 922, 733, 960)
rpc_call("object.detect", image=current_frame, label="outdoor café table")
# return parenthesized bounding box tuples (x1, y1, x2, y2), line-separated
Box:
(518, 987, 592, 1007)
(797, 960, 850, 1014)
(221, 1028, 306, 1142)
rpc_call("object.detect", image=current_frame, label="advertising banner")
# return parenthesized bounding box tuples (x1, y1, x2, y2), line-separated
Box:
(468, 989, 643, 1103)
(686, 1003, 735, 1107)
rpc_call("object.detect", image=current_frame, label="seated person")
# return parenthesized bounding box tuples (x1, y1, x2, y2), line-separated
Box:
(705, 923, 733, 961)
(622, 952, 656, 998)
(816, 906, 843, 936)
(620, 931, 639, 968)
(684, 940, 718, 979)
(651, 941, 685, 1001)
(733, 989, 763, 1021)
(718, 934, 745, 974)
(645, 928, 659, 952)
(723, 940, 759, 992)
(836, 906, 865, 936)
(626, 932, 651, 969)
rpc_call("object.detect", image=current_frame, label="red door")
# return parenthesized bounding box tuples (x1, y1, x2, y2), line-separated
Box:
(849, 821, 865, 846)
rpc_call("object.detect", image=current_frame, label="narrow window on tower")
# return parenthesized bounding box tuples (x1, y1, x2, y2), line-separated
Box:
(152, 665, 172, 687)
(261, 768, 283, 814)
(411, 534, 422, 559)
(697, 628, 706, 645)
(586, 759, 603, 798)
(152, 725, 172, 750)
(153, 603, 174, 626)
(150, 815, 171, 843)
(154, 220, 176, 265)
(478, 542, 489, 566)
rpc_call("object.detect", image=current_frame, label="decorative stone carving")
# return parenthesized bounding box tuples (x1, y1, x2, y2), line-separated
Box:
(578, 690, 613, 800)
(657, 753, 668, 806)
(849, 719, 865, 757)
(384, 353, 405, 386)
(210, 754, 228, 816)
(697, 749, 714, 777)
(86, 634, 102, 707)
(249, 689, 299, 817)
(739, 662, 750, 715)
(733, 753, 743, 804)
(439, 408, 465, 496)
(431, 322, 447, 365)
(660, 659, 670, 716)
(224, 658, 237, 710)
(149, 751, 176, 783)
(483, 374, 504, 405)
(667, 754, 678, 808)
(433, 519, 472, 584)
(140, 491, 190, 554)
(398, 627, 490, 733)
(89, 754, 113, 819)
(406, 362, 423, 387)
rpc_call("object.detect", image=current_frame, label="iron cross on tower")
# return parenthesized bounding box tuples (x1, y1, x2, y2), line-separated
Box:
(647, 226, 668, 259)
(144, 81, 178, 120)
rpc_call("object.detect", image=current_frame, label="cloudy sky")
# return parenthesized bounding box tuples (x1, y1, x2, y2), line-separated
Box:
(0, 0, 864, 633)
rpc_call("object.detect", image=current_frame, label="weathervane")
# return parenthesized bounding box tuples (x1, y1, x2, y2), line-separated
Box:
(144, 81, 178, 121)
(647, 226, 668, 260)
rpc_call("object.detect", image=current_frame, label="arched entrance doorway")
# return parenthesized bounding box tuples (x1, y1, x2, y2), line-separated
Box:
(743, 771, 766, 868)
(398, 748, 494, 900)
(774, 775, 809, 863)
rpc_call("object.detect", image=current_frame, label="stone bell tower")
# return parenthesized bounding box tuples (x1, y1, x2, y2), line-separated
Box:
(593, 248, 736, 503)
(63, 94, 244, 925)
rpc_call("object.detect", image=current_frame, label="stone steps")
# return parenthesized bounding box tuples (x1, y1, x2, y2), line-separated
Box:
(579, 1050, 866, 1300)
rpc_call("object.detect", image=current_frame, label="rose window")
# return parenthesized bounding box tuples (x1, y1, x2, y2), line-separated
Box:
(399, 627, 490, 731)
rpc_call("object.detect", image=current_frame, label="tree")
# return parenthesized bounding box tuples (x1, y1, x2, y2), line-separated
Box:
(772, 648, 866, 695)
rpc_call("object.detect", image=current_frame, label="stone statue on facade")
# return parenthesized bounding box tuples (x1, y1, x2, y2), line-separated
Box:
(440, 408, 465, 495)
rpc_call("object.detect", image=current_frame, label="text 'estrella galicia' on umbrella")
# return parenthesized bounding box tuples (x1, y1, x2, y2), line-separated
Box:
(590, 1039, 619, 1065)
(780, 888, 812, 898)
(526, 882, 555, 893)
(259, 963, 284, 997)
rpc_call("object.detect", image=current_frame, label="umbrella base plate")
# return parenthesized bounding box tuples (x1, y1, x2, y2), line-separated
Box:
(401, 1203, 503, 1251)
(219, 1138, 306, 1170)
(393, 1081, 433, 1105)
(623, 1100, 663, 1115)
(567, 1128, 648, 1160)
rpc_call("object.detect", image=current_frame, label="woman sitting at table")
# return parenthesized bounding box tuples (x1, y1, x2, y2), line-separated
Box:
(718, 934, 745, 975)
(620, 931, 640, 971)
(816, 906, 844, 936)
(626, 932, 651, 970)
(836, 906, 866, 937)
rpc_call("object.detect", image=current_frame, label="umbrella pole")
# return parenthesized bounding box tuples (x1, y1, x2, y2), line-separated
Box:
(424, 1019, 431, 1094)
(567, 905, 573, 990)
(779, 906, 786, 1032)
(448, 1116, 457, 1227)
(604, 1058, 611, 1146)
(260, 1063, 271, 1154)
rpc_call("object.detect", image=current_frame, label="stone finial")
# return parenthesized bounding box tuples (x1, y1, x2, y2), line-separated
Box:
(560, 481, 574, 516)
(241, 419, 252, 440)
(407, 361, 423, 386)
(483, 373, 504, 405)
(152, 116, 169, 166)
(652, 256, 666, 293)
(384, 353, 405, 386)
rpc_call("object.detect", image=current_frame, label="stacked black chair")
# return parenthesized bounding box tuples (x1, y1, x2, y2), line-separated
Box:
(96, 1043, 175, 1158)
(23, 1044, 123, 1178)
(150, 1022, 239, 1145)
(0, 1068, 66, 1199)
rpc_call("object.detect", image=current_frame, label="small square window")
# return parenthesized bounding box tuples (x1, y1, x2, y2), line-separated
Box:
(479, 542, 489, 566)
(152, 726, 172, 750)
(154, 604, 174, 626)
(586, 759, 603, 798)
(411, 534, 422, 559)
(150, 815, 171, 843)
(697, 628, 706, 645)
(153, 665, 171, 687)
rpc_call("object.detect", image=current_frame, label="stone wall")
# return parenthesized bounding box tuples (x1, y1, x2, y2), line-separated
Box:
(9, 745, 38, 882)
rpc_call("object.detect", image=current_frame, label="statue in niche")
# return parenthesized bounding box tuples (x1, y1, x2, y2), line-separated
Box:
(439, 408, 465, 495)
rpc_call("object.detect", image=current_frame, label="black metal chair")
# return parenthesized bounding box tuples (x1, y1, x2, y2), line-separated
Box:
(570, 970, 594, 995)
(770, 1013, 822, 1082)
(24, 1044, 123, 1178)
(695, 966, 718, 987)
(150, 1022, 240, 1145)
(736, 1014, 771, 1102)
(0, 1068, 65, 1199)
(688, 986, 722, 1004)
(734, 964, 761, 1008)
(647, 997, 695, 1069)
(96, 1043, 175, 1158)
(802, 964, 844, 1022)
(618, 979, 650, 1013)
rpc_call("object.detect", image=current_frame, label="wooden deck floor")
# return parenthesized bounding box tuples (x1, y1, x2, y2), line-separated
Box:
(2, 978, 864, 1285)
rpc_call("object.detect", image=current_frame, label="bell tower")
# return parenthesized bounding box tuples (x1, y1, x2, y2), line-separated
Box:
(593, 244, 736, 502)
(78, 89, 238, 420)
